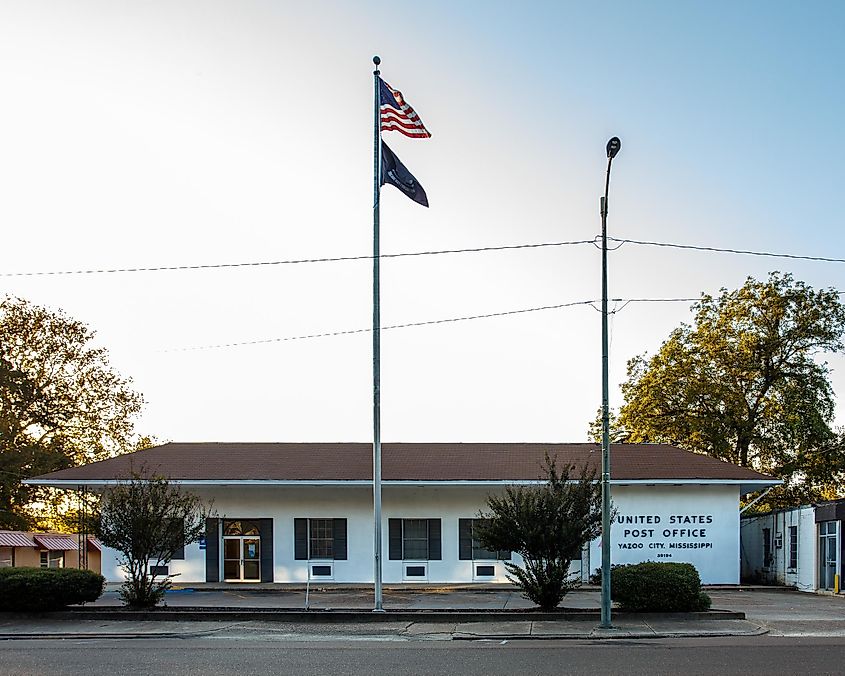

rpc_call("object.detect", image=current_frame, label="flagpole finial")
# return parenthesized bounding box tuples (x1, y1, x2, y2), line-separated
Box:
(373, 55, 380, 74)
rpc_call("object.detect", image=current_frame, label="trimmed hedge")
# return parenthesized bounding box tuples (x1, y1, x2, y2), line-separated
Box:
(0, 567, 105, 612)
(611, 562, 711, 612)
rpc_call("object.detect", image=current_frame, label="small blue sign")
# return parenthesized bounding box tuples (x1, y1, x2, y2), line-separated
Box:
(198, 536, 207, 550)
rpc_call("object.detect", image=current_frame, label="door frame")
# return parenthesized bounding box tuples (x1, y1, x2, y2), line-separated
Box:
(818, 521, 839, 590)
(222, 535, 261, 582)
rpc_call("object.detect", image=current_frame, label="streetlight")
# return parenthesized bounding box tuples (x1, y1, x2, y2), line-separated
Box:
(600, 136, 621, 629)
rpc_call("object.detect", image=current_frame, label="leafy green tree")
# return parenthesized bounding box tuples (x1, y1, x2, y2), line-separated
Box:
(94, 470, 212, 608)
(587, 407, 630, 444)
(0, 296, 145, 528)
(476, 456, 603, 611)
(615, 273, 845, 506)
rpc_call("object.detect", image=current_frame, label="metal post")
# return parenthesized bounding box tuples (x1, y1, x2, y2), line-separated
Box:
(77, 486, 88, 570)
(600, 137, 620, 629)
(372, 55, 384, 612)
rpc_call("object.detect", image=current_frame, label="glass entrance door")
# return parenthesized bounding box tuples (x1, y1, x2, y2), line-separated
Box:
(223, 536, 261, 582)
(818, 521, 839, 590)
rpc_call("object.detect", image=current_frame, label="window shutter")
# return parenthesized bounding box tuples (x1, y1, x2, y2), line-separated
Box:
(258, 518, 274, 583)
(294, 518, 308, 560)
(205, 518, 219, 582)
(388, 519, 402, 560)
(172, 518, 185, 560)
(427, 519, 441, 560)
(333, 518, 347, 560)
(458, 519, 473, 560)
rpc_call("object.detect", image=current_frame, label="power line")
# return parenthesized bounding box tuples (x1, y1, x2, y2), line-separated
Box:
(165, 299, 601, 352)
(5, 233, 843, 280)
(608, 237, 845, 264)
(164, 297, 702, 352)
(0, 239, 596, 278)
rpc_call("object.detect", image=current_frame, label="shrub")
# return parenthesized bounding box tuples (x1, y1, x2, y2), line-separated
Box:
(0, 567, 105, 612)
(611, 562, 711, 612)
(95, 470, 211, 608)
(477, 457, 603, 611)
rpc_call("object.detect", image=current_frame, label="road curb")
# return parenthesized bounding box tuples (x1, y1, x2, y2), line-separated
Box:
(452, 626, 771, 641)
(0, 624, 769, 642)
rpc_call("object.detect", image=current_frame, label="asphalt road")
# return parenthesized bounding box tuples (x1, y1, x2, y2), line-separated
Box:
(2, 636, 844, 676)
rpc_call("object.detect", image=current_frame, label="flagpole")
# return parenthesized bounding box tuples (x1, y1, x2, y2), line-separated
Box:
(372, 54, 384, 613)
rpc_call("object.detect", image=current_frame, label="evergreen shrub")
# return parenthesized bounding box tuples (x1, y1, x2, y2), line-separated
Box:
(611, 562, 711, 612)
(0, 567, 105, 612)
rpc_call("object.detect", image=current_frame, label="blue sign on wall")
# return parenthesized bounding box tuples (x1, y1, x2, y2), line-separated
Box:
(198, 536, 207, 550)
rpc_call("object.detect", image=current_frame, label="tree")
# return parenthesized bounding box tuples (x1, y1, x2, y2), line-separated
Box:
(0, 296, 145, 528)
(587, 407, 631, 444)
(615, 273, 845, 506)
(476, 456, 603, 611)
(94, 470, 212, 608)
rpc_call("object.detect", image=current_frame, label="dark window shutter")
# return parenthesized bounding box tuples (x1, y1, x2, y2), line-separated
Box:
(428, 519, 441, 560)
(258, 518, 274, 583)
(458, 519, 473, 560)
(333, 518, 347, 560)
(294, 519, 308, 560)
(172, 518, 185, 560)
(205, 518, 219, 582)
(388, 519, 402, 560)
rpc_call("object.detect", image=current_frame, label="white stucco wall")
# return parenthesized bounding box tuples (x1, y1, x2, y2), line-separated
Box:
(741, 507, 817, 592)
(100, 482, 743, 585)
(588, 484, 741, 585)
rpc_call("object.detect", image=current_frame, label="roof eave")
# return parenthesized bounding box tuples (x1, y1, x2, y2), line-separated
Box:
(25, 477, 781, 490)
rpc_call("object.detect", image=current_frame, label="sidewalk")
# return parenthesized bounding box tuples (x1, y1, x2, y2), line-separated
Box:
(0, 617, 765, 641)
(0, 587, 767, 641)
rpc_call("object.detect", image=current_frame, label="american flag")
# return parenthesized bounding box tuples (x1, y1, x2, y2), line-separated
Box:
(379, 78, 431, 138)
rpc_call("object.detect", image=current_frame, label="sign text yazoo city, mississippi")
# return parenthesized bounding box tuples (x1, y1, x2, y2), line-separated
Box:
(615, 514, 714, 558)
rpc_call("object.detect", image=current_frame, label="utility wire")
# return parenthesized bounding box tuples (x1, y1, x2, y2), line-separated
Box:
(165, 297, 702, 353)
(165, 299, 602, 352)
(0, 239, 596, 277)
(608, 237, 845, 264)
(4, 234, 844, 278)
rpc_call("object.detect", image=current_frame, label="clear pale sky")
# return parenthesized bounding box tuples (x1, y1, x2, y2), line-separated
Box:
(2, 1, 844, 443)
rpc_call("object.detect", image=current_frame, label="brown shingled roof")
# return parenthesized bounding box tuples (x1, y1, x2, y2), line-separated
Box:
(28, 442, 775, 484)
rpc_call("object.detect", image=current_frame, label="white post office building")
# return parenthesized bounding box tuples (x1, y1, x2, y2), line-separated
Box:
(30, 442, 778, 586)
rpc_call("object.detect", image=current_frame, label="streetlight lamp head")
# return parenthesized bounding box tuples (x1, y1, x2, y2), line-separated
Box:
(606, 137, 621, 159)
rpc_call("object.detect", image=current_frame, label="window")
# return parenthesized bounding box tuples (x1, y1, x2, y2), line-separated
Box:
(310, 519, 334, 559)
(39, 551, 64, 569)
(403, 519, 429, 559)
(388, 519, 441, 561)
(0, 548, 12, 568)
(762, 527, 772, 568)
(224, 520, 261, 536)
(294, 519, 347, 560)
(788, 525, 798, 570)
(458, 519, 511, 561)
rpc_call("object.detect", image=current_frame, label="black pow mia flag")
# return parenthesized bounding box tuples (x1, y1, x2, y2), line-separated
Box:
(381, 141, 429, 208)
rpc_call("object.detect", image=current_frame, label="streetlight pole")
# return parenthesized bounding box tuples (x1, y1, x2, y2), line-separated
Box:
(600, 136, 621, 629)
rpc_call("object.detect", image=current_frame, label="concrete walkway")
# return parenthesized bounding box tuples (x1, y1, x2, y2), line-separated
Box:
(0, 587, 779, 641)
(0, 617, 765, 641)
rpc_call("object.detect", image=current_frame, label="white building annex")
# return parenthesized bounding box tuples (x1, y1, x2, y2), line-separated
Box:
(28, 442, 779, 586)
(741, 499, 845, 594)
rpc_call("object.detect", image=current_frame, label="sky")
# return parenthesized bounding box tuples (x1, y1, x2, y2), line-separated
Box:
(2, 1, 845, 444)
